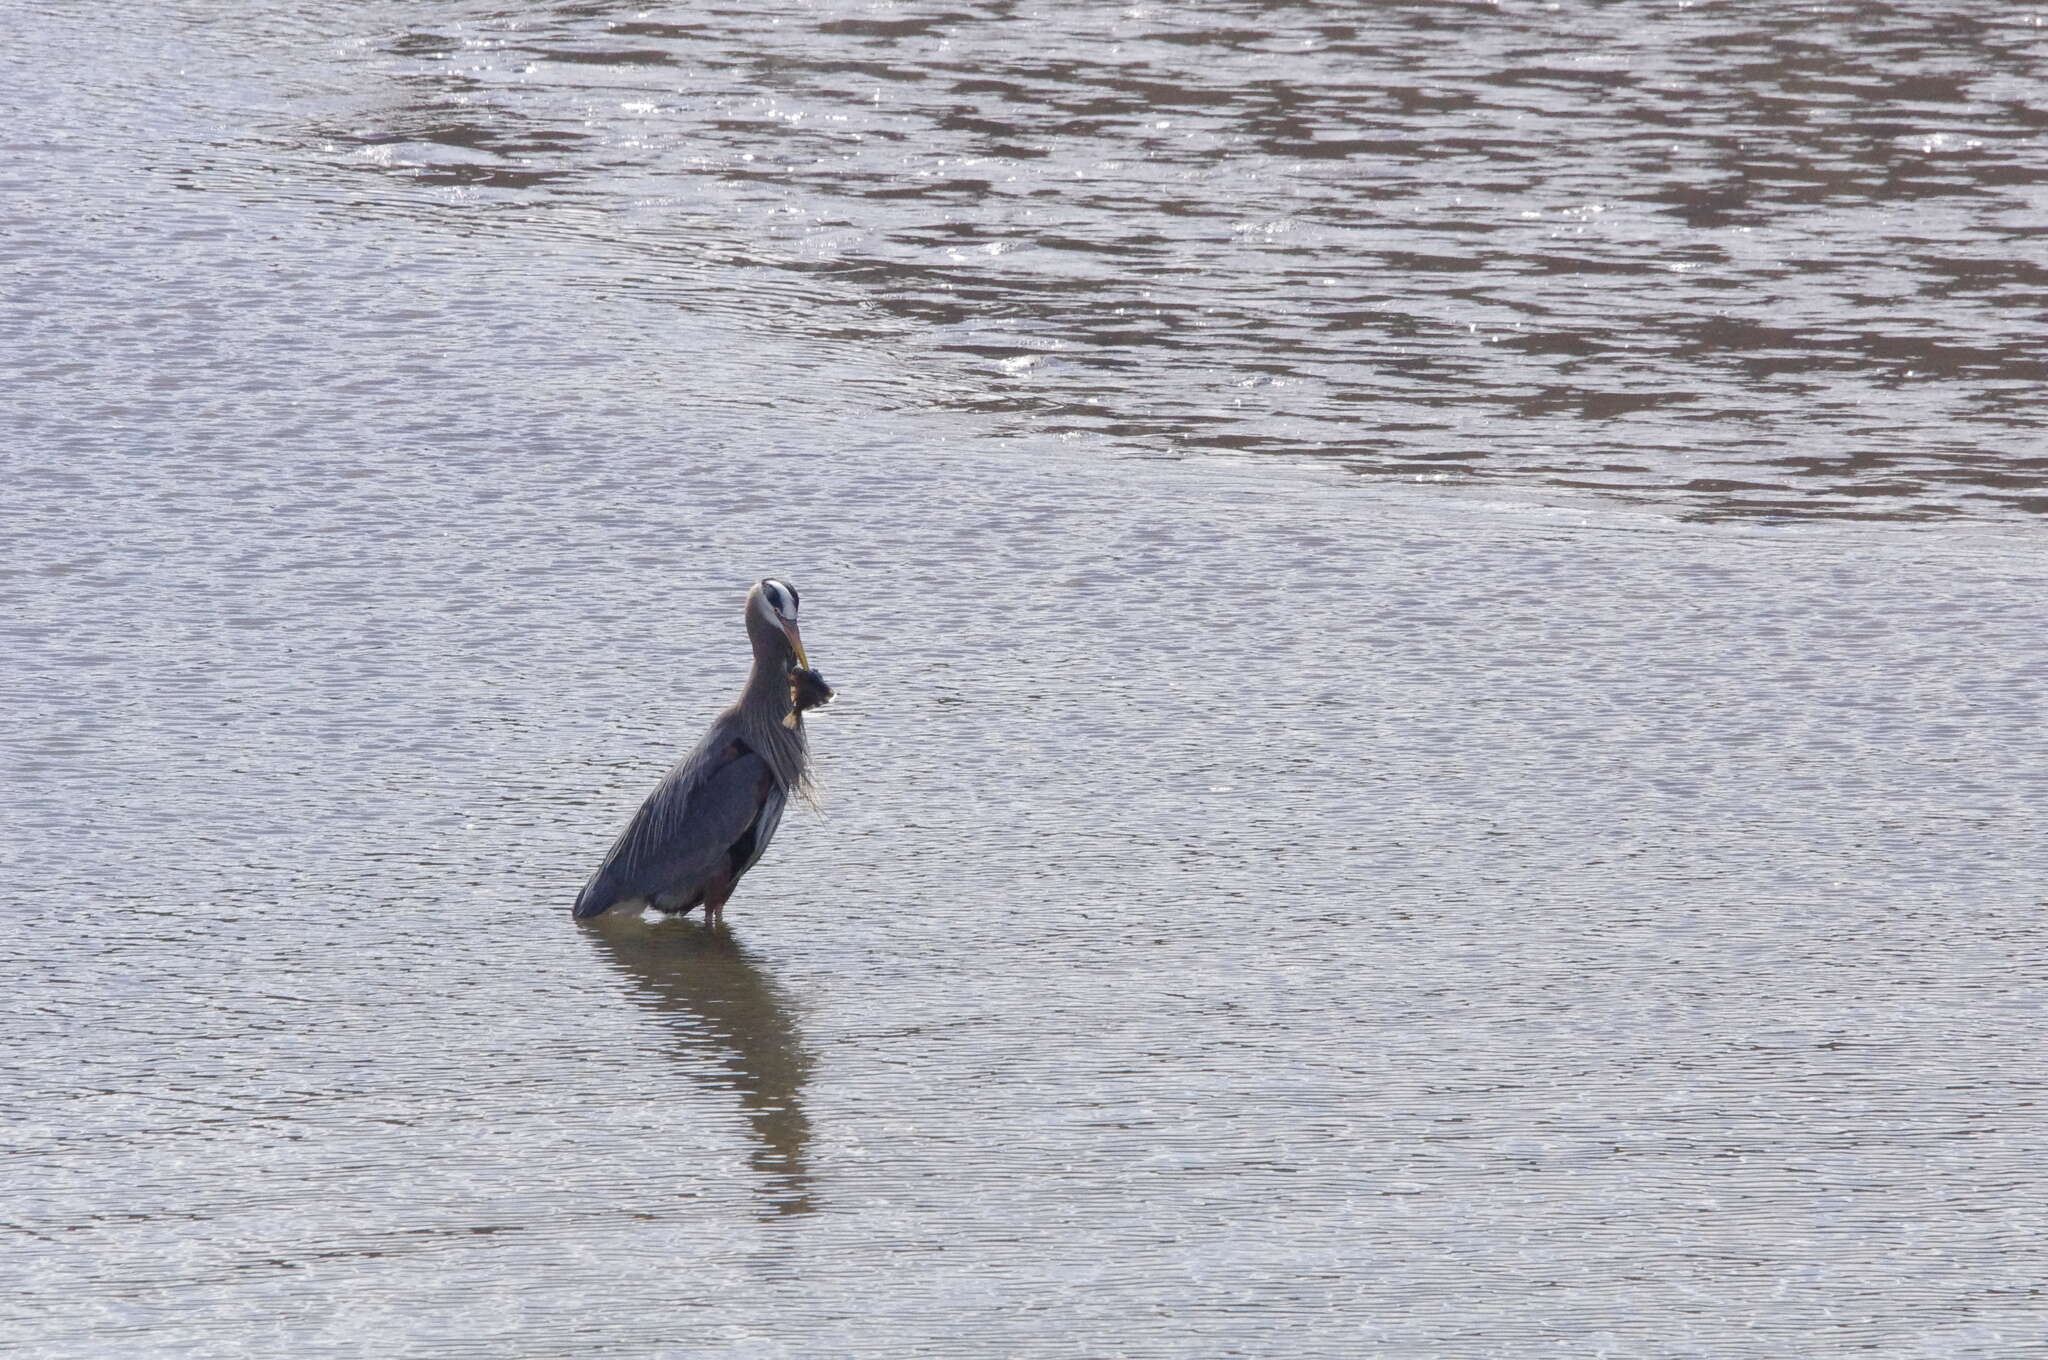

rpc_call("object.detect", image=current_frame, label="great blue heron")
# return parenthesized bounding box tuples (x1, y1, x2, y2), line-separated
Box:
(573, 578, 832, 924)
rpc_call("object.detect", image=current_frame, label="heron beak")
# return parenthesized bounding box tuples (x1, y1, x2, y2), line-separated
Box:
(781, 618, 810, 670)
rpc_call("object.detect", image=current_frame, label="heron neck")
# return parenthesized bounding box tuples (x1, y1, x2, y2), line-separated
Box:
(735, 617, 810, 792)
(738, 654, 807, 779)
(742, 654, 797, 717)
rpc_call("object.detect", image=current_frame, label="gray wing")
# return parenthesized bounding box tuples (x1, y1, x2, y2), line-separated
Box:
(573, 738, 779, 918)
(732, 782, 788, 882)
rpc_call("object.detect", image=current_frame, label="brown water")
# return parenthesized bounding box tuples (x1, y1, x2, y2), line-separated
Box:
(5, 3, 2046, 1356)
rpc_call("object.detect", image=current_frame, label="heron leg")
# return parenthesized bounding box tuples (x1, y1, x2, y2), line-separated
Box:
(702, 867, 736, 929)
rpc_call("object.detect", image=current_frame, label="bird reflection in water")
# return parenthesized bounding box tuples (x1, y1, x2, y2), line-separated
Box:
(580, 919, 816, 1216)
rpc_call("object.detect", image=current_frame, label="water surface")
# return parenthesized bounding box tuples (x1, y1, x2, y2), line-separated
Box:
(4, 3, 2046, 1357)
(296, 0, 2048, 522)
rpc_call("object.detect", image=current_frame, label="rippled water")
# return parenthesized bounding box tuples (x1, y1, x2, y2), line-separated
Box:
(5, 2, 2047, 1356)
(306, 0, 2048, 523)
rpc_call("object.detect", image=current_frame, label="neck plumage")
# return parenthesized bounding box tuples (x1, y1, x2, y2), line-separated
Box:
(735, 635, 811, 797)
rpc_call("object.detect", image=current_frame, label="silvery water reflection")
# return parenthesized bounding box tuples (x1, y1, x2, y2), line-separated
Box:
(579, 919, 816, 1217)
(6, 1, 2048, 1357)
(304, 0, 2048, 523)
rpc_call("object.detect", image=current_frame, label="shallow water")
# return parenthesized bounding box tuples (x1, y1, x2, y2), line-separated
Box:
(5, 2, 2047, 1356)
(308, 0, 2048, 523)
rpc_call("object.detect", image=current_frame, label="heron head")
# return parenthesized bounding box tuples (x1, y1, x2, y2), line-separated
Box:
(752, 577, 809, 669)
